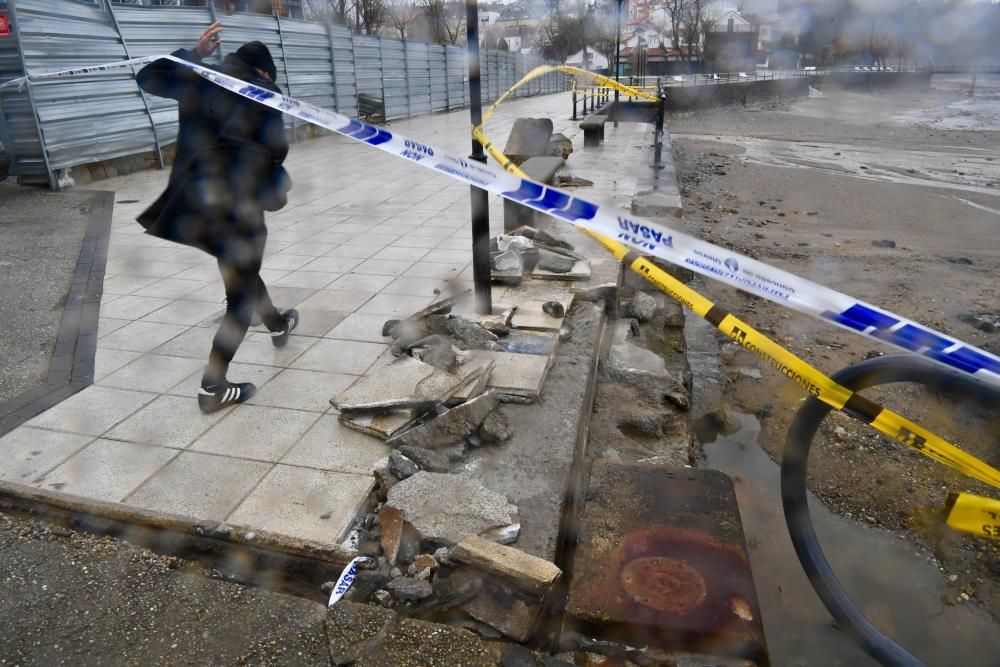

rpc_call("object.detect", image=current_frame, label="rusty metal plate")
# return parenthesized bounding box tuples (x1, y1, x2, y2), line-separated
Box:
(566, 461, 767, 664)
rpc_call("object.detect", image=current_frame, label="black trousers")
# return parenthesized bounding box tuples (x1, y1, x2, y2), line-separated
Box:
(203, 238, 285, 387)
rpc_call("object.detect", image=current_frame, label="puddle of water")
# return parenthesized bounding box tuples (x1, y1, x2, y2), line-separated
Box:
(701, 413, 1000, 667)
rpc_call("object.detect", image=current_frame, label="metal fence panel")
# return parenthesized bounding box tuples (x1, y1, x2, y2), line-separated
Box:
(445, 44, 465, 110)
(352, 34, 381, 119)
(327, 23, 356, 118)
(277, 17, 335, 128)
(379, 37, 406, 121)
(0, 0, 48, 181)
(428, 44, 446, 112)
(405, 41, 430, 117)
(13, 0, 156, 171)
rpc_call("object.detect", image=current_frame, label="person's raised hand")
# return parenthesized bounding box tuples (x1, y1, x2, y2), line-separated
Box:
(196, 21, 222, 58)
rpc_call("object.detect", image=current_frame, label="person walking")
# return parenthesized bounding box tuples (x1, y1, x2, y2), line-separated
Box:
(136, 23, 298, 414)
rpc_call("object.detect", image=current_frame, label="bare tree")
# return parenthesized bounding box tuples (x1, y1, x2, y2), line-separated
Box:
(682, 0, 705, 63)
(386, 0, 420, 39)
(355, 0, 386, 35)
(662, 0, 687, 57)
(420, 0, 464, 44)
(303, 0, 354, 25)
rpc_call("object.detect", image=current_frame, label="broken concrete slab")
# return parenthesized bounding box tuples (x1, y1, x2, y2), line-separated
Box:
(565, 461, 766, 662)
(495, 330, 556, 356)
(479, 409, 512, 444)
(470, 351, 551, 401)
(387, 392, 498, 450)
(503, 156, 565, 232)
(379, 504, 420, 566)
(535, 248, 577, 273)
(449, 357, 496, 403)
(384, 471, 520, 547)
(546, 132, 573, 159)
(387, 576, 433, 601)
(453, 535, 561, 595)
(388, 450, 418, 480)
(451, 536, 562, 642)
(508, 300, 566, 332)
(447, 317, 501, 349)
(623, 290, 660, 323)
(340, 410, 416, 441)
(503, 118, 554, 165)
(397, 445, 450, 473)
(532, 260, 592, 281)
(332, 356, 468, 414)
(605, 320, 676, 386)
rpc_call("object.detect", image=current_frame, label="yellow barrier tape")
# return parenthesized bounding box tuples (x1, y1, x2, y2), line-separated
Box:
(945, 492, 1000, 540)
(474, 85, 1000, 537)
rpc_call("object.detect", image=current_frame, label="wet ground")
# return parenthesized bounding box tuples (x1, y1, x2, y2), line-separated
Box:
(702, 413, 1000, 667)
(671, 73, 1000, 658)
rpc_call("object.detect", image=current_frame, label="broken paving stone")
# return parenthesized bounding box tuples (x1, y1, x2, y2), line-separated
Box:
(449, 358, 496, 403)
(624, 290, 659, 323)
(397, 445, 450, 473)
(535, 248, 576, 273)
(378, 505, 420, 566)
(448, 317, 501, 349)
(452, 536, 561, 642)
(472, 351, 550, 400)
(480, 409, 512, 444)
(385, 471, 520, 546)
(388, 451, 419, 480)
(497, 330, 557, 356)
(388, 391, 498, 450)
(541, 301, 565, 318)
(387, 576, 433, 601)
(332, 356, 467, 414)
(408, 553, 438, 579)
(340, 410, 415, 441)
(373, 590, 393, 607)
(416, 338, 458, 372)
(504, 118, 554, 165)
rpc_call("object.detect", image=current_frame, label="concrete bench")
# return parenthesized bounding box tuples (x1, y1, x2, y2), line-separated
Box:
(580, 114, 607, 147)
(503, 156, 564, 232)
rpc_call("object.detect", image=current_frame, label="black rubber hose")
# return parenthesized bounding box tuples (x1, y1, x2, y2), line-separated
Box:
(781, 354, 1000, 667)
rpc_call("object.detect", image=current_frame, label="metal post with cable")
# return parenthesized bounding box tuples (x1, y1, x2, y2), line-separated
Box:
(465, 0, 492, 315)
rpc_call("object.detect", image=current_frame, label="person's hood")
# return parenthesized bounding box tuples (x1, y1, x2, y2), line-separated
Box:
(223, 43, 280, 91)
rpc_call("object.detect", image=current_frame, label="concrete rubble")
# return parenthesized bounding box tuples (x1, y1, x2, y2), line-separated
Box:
(489, 227, 591, 285)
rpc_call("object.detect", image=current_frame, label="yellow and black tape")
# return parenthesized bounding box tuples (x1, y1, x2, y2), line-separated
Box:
(473, 72, 1000, 539)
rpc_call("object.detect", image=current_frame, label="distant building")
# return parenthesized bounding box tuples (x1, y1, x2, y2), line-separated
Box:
(566, 48, 609, 72)
(703, 10, 760, 71)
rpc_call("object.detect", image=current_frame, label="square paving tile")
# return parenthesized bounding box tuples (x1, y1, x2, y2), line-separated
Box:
(283, 308, 348, 337)
(356, 293, 431, 318)
(101, 274, 160, 295)
(98, 321, 190, 353)
(281, 414, 389, 474)
(152, 325, 217, 359)
(231, 332, 317, 367)
(97, 354, 206, 394)
(35, 439, 178, 502)
(475, 351, 551, 397)
(352, 259, 413, 277)
(325, 273, 394, 293)
(99, 295, 174, 321)
(291, 339, 388, 375)
(227, 465, 373, 544)
(140, 300, 223, 326)
(323, 244, 381, 259)
(183, 282, 226, 303)
(104, 394, 232, 448)
(263, 286, 318, 309)
(126, 451, 271, 522)
(172, 263, 225, 283)
(422, 249, 472, 264)
(300, 256, 364, 274)
(282, 241, 338, 257)
(248, 368, 356, 412)
(389, 236, 439, 249)
(380, 276, 448, 297)
(297, 289, 374, 313)
(26, 386, 157, 437)
(190, 405, 320, 462)
(105, 259, 191, 279)
(132, 278, 209, 299)
(0, 428, 94, 484)
(273, 271, 340, 289)
(93, 348, 144, 381)
(98, 317, 131, 339)
(372, 246, 429, 262)
(324, 313, 391, 343)
(403, 262, 465, 280)
(262, 254, 315, 271)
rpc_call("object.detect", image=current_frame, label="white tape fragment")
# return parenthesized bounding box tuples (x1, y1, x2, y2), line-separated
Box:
(327, 556, 370, 607)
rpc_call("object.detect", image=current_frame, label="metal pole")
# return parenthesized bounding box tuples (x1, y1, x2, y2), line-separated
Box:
(652, 79, 664, 169)
(613, 0, 622, 127)
(465, 0, 492, 315)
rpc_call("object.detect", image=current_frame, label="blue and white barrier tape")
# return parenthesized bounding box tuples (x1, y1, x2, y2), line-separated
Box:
(5, 55, 999, 389)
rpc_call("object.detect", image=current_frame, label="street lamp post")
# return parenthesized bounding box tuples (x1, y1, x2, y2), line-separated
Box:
(614, 0, 623, 127)
(465, 0, 492, 315)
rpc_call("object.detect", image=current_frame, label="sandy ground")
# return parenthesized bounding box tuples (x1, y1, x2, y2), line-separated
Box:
(670, 74, 1000, 623)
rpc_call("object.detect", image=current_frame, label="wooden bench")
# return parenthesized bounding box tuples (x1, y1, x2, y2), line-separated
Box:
(580, 114, 607, 147)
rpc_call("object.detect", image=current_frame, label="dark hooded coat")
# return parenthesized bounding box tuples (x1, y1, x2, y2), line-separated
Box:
(135, 47, 290, 261)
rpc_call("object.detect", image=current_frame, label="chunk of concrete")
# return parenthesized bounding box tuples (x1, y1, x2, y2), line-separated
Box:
(503, 118, 554, 165)
(332, 356, 468, 414)
(340, 410, 416, 440)
(398, 445, 450, 473)
(385, 471, 520, 547)
(508, 299, 566, 331)
(546, 132, 573, 159)
(447, 317, 500, 349)
(379, 504, 420, 566)
(387, 576, 433, 601)
(503, 156, 565, 233)
(536, 248, 576, 273)
(449, 358, 496, 403)
(480, 409, 512, 444)
(389, 450, 419, 480)
(452, 536, 561, 642)
(624, 290, 660, 323)
(532, 259, 592, 281)
(472, 351, 551, 400)
(387, 391, 498, 450)
(491, 250, 524, 275)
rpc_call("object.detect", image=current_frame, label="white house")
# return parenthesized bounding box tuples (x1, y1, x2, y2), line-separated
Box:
(565, 48, 610, 71)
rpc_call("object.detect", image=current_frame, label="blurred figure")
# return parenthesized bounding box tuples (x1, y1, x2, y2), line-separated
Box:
(137, 23, 297, 414)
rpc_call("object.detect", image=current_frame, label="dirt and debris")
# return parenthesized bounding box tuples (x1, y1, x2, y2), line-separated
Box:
(671, 76, 1000, 624)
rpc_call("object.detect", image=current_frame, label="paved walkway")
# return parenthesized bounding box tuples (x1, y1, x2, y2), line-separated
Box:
(0, 91, 651, 549)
